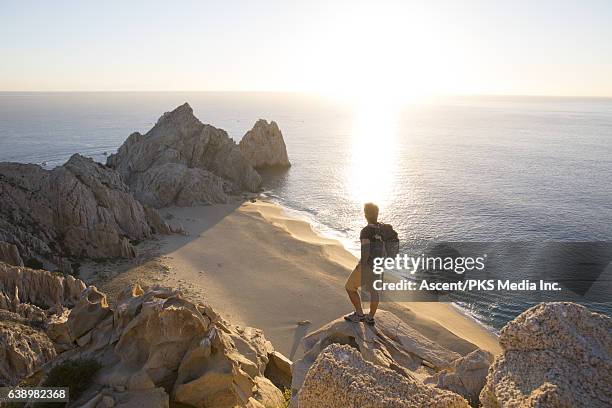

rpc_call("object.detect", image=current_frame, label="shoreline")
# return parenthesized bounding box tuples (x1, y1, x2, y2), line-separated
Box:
(234, 200, 501, 354)
(257, 197, 501, 334)
(88, 199, 501, 359)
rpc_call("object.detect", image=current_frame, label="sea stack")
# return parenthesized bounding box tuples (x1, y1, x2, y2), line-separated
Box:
(239, 119, 291, 169)
(106, 103, 263, 208)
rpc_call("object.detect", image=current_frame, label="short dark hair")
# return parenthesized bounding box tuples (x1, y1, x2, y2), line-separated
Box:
(364, 202, 379, 224)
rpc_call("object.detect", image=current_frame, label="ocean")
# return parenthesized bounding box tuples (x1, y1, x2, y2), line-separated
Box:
(1, 91, 611, 330)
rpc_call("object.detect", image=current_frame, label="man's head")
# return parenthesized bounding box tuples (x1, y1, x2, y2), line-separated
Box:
(364, 202, 379, 224)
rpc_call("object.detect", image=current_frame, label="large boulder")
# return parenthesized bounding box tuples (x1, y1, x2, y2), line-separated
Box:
(0, 154, 169, 272)
(298, 344, 470, 408)
(239, 119, 290, 169)
(480, 302, 612, 408)
(107, 103, 263, 207)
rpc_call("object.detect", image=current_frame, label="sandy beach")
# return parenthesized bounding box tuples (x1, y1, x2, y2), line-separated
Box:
(88, 200, 500, 360)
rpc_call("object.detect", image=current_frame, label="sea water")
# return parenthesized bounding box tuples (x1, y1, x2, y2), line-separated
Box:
(1, 92, 611, 329)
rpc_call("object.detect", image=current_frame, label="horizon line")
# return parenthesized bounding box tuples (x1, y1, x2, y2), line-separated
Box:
(0, 90, 611, 99)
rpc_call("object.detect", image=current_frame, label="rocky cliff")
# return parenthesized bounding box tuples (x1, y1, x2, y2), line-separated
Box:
(0, 264, 291, 407)
(239, 119, 290, 169)
(0, 310, 57, 387)
(51, 285, 292, 407)
(0, 154, 170, 273)
(0, 262, 90, 386)
(2, 261, 610, 407)
(106, 103, 264, 208)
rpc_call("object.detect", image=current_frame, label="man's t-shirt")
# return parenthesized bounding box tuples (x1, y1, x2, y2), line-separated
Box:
(360, 223, 379, 240)
(360, 223, 380, 265)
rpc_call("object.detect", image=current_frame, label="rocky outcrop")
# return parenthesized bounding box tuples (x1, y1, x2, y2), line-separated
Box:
(0, 262, 86, 312)
(67, 286, 111, 341)
(425, 349, 494, 405)
(291, 310, 462, 402)
(298, 344, 470, 408)
(0, 294, 47, 323)
(289, 309, 495, 407)
(0, 154, 169, 272)
(4, 262, 609, 408)
(480, 302, 612, 408)
(106, 103, 263, 207)
(239, 119, 290, 169)
(0, 264, 92, 382)
(0, 264, 291, 406)
(43, 284, 289, 408)
(0, 314, 56, 386)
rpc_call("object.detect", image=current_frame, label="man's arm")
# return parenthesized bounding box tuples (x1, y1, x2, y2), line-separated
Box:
(360, 238, 370, 265)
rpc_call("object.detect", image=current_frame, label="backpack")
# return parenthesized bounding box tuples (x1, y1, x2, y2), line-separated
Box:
(369, 223, 399, 260)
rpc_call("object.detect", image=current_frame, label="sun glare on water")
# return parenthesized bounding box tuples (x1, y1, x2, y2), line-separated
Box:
(311, 3, 443, 211)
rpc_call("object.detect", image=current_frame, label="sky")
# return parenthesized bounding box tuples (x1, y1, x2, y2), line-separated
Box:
(1, 0, 611, 99)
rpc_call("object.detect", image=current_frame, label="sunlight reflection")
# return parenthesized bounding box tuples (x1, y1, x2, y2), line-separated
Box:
(346, 101, 399, 210)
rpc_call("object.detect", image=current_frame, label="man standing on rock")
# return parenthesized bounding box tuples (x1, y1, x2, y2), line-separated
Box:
(344, 202, 382, 326)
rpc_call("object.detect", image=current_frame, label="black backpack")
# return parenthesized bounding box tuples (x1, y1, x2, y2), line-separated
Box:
(369, 223, 399, 260)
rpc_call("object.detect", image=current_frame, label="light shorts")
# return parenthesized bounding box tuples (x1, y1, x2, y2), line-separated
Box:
(345, 262, 380, 292)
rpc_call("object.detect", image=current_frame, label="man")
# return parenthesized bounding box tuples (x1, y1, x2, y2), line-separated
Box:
(344, 202, 381, 325)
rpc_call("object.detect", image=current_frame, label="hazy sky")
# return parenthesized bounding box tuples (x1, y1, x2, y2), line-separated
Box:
(1, 0, 611, 98)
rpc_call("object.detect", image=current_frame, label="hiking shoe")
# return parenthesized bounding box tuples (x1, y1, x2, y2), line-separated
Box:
(344, 312, 365, 323)
(364, 315, 375, 326)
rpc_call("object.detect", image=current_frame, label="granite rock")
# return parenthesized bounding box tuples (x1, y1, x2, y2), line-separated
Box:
(298, 344, 469, 408)
(480, 302, 612, 408)
(425, 349, 494, 404)
(239, 119, 290, 169)
(107, 103, 262, 207)
(50, 285, 288, 408)
(291, 309, 462, 403)
(0, 154, 169, 272)
(0, 262, 86, 312)
(0, 316, 56, 386)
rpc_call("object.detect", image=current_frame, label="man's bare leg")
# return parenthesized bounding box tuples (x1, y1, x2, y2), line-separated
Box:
(346, 288, 364, 315)
(367, 289, 379, 317)
(345, 264, 364, 315)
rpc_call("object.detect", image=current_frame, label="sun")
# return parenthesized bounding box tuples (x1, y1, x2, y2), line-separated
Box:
(306, 2, 442, 107)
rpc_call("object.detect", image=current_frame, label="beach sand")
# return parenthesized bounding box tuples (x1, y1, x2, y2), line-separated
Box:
(89, 200, 500, 360)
